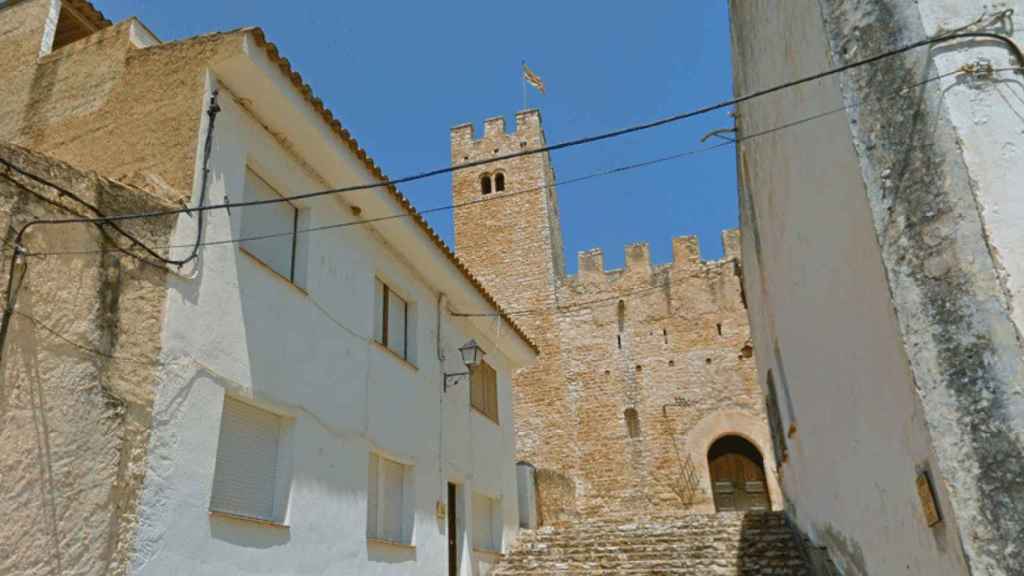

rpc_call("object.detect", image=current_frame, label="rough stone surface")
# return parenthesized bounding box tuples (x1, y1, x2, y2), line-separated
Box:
(0, 142, 175, 576)
(452, 112, 777, 522)
(493, 512, 810, 575)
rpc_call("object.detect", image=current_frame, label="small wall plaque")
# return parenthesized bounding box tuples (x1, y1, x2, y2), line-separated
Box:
(916, 470, 942, 527)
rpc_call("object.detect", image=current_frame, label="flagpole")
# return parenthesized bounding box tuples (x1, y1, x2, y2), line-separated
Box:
(521, 60, 527, 110)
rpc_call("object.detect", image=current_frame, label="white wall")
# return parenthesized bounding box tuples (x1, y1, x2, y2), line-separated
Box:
(131, 70, 521, 575)
(916, 0, 1024, 342)
(730, 1, 972, 574)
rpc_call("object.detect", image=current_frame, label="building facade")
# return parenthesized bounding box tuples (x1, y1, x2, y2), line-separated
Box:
(451, 113, 780, 524)
(731, 0, 1024, 574)
(0, 2, 536, 575)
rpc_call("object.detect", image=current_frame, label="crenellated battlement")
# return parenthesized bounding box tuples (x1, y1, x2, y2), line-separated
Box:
(568, 229, 742, 287)
(450, 109, 546, 164)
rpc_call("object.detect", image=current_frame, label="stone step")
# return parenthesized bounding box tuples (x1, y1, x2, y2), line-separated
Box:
(493, 511, 809, 576)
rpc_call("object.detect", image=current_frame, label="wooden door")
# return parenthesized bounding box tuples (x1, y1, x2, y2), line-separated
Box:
(708, 436, 770, 512)
(448, 483, 458, 576)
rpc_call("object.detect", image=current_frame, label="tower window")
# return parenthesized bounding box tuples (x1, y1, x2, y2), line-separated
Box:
(624, 408, 640, 438)
(494, 172, 506, 192)
(481, 175, 492, 195)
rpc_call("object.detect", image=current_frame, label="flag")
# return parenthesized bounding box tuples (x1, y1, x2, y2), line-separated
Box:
(522, 61, 546, 95)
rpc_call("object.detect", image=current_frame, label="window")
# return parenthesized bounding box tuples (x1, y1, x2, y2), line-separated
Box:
(210, 397, 288, 522)
(480, 174, 492, 195)
(765, 370, 788, 467)
(472, 493, 501, 552)
(367, 453, 414, 544)
(624, 408, 640, 438)
(241, 168, 307, 287)
(494, 172, 506, 192)
(373, 279, 417, 364)
(470, 361, 498, 423)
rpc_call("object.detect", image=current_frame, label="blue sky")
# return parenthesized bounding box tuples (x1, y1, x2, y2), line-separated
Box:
(96, 1, 738, 270)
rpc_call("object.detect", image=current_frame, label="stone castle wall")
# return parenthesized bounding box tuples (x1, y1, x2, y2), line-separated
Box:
(452, 111, 778, 523)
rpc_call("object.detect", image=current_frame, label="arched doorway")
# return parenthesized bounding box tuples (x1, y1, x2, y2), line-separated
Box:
(707, 435, 769, 512)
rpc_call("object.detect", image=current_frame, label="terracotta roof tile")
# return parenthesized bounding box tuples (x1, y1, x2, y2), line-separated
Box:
(246, 28, 538, 353)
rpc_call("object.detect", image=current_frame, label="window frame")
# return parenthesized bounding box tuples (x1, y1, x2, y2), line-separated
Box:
(471, 492, 502, 552)
(367, 451, 415, 545)
(374, 278, 416, 365)
(209, 396, 293, 526)
(240, 167, 307, 288)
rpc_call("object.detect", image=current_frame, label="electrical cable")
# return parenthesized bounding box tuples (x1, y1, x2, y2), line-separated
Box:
(15, 59, 1012, 261)
(4, 35, 1019, 364)
(2, 29, 1019, 235)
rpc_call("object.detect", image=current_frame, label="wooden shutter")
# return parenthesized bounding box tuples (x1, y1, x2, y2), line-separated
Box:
(210, 397, 282, 520)
(470, 365, 485, 413)
(485, 364, 498, 422)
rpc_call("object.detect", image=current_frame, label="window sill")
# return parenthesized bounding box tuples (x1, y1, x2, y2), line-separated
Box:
(367, 537, 416, 550)
(209, 509, 289, 530)
(471, 407, 500, 426)
(371, 340, 418, 372)
(473, 547, 503, 557)
(239, 246, 308, 297)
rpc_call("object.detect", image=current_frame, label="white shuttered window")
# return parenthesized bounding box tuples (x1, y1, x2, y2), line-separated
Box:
(210, 397, 286, 522)
(472, 493, 501, 551)
(367, 452, 413, 544)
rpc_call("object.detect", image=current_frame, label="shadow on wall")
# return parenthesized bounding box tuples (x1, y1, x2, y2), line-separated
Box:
(658, 416, 706, 507)
(535, 469, 575, 526)
(738, 512, 810, 575)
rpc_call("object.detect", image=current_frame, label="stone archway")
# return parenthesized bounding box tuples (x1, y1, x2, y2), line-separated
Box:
(707, 435, 770, 512)
(679, 410, 782, 512)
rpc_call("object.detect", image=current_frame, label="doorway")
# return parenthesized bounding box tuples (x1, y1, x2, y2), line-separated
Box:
(708, 435, 770, 512)
(448, 482, 459, 576)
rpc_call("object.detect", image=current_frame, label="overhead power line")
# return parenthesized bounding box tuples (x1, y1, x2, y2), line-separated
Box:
(10, 62, 1018, 261)
(2, 29, 1019, 236)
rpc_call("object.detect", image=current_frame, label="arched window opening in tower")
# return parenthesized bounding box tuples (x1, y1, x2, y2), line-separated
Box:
(617, 300, 625, 333)
(624, 408, 640, 438)
(480, 174, 492, 195)
(494, 172, 506, 192)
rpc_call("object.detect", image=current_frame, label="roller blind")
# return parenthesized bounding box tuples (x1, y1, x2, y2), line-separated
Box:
(367, 453, 408, 543)
(210, 397, 282, 521)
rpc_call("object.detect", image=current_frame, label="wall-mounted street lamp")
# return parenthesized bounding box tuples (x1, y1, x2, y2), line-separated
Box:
(443, 339, 485, 392)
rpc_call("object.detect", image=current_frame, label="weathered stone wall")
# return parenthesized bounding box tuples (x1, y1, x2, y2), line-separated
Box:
(731, 0, 1024, 574)
(0, 0, 243, 202)
(452, 112, 775, 523)
(0, 142, 175, 575)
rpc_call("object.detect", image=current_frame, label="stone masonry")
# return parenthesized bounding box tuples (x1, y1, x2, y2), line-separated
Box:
(494, 511, 809, 575)
(452, 111, 778, 523)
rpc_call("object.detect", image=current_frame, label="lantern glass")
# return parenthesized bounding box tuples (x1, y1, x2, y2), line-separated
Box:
(459, 339, 483, 367)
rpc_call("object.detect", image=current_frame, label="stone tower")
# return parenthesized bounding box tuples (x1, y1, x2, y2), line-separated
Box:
(451, 110, 580, 523)
(452, 110, 774, 525)
(450, 109, 565, 325)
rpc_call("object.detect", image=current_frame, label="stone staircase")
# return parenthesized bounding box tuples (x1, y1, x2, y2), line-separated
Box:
(493, 511, 810, 575)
